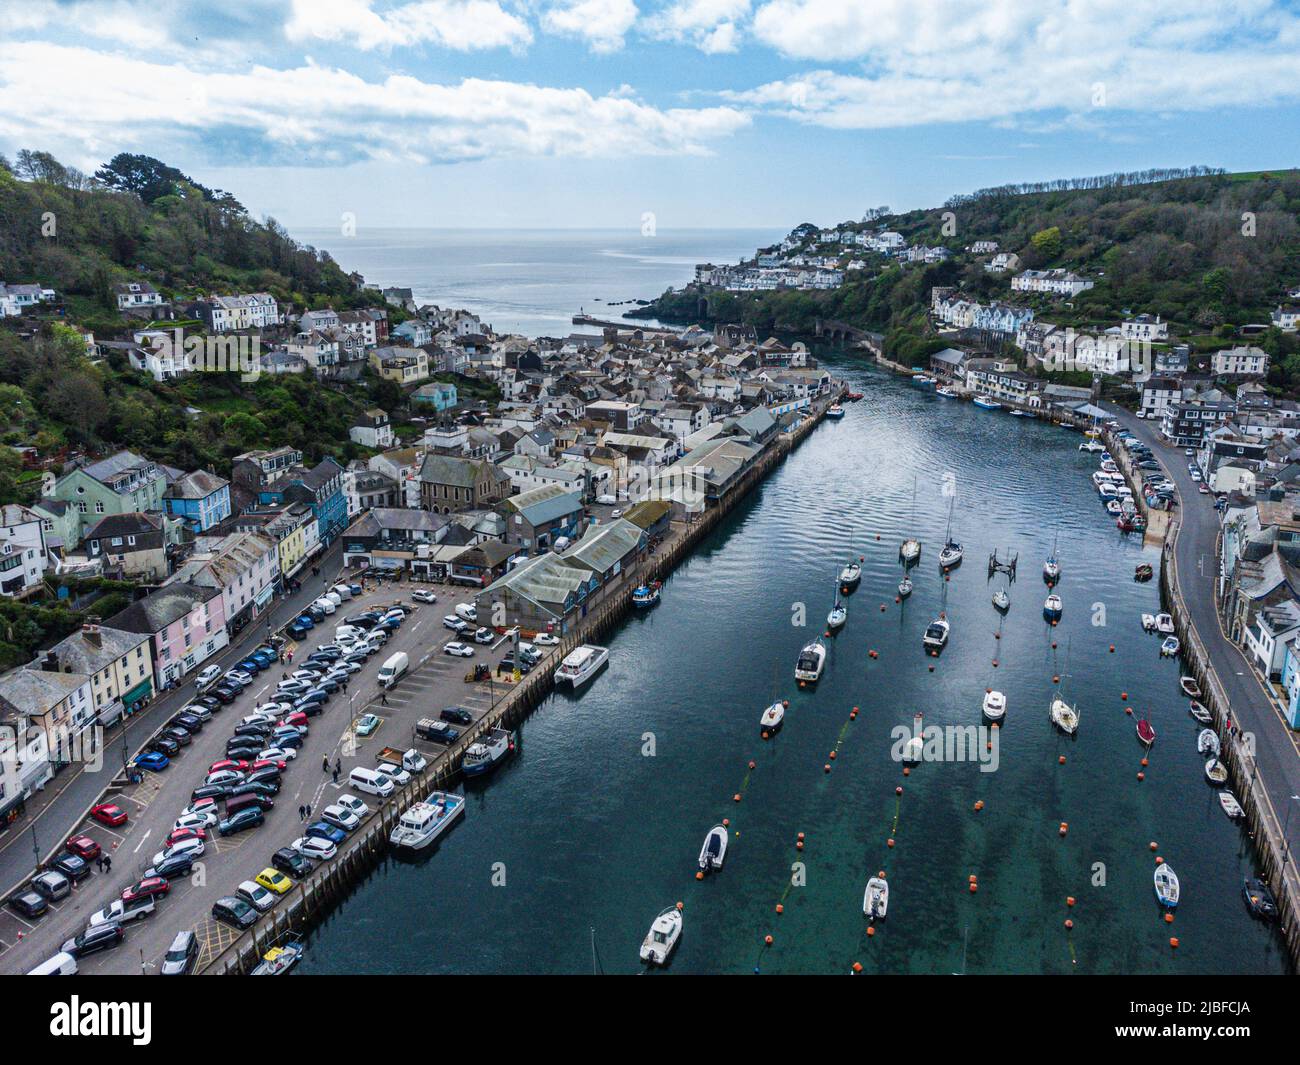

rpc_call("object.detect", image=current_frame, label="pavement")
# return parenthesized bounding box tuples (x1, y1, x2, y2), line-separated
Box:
(1104, 404, 1300, 856)
(0, 561, 552, 975)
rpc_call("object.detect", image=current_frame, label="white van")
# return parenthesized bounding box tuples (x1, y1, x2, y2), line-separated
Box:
(27, 951, 77, 975)
(312, 597, 337, 615)
(377, 651, 408, 689)
(331, 584, 354, 602)
(323, 591, 342, 608)
(349, 766, 395, 797)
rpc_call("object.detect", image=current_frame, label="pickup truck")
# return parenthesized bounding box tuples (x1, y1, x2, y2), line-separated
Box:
(416, 718, 460, 745)
(378, 746, 427, 773)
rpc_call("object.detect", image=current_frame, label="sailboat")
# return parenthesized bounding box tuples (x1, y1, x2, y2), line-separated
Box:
(898, 575, 913, 599)
(938, 498, 963, 569)
(902, 711, 924, 763)
(794, 639, 827, 683)
(839, 560, 862, 590)
(1050, 697, 1079, 734)
(992, 587, 1010, 612)
(1043, 531, 1061, 584)
(760, 701, 785, 732)
(827, 585, 847, 631)
(900, 477, 921, 565)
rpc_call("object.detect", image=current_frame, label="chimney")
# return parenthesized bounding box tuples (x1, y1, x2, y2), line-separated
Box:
(39, 652, 59, 673)
(82, 616, 102, 648)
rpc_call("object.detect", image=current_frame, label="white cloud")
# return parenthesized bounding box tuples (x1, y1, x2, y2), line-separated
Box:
(2, 0, 175, 49)
(734, 0, 1300, 128)
(541, 0, 638, 53)
(0, 43, 748, 166)
(643, 0, 749, 53)
(285, 0, 533, 52)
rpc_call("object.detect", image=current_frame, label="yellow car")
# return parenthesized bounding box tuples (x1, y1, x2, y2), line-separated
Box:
(255, 867, 293, 895)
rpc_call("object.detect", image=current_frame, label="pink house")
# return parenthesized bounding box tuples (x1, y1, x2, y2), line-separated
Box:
(106, 582, 229, 688)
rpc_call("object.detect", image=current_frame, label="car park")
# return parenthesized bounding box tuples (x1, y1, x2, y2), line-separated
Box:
(411, 589, 437, 603)
(444, 641, 474, 657)
(219, 807, 265, 836)
(440, 706, 473, 725)
(121, 876, 170, 903)
(237, 880, 277, 913)
(32, 870, 71, 901)
(292, 836, 336, 861)
(161, 930, 198, 975)
(212, 896, 258, 930)
(51, 853, 90, 881)
(66, 834, 102, 861)
(134, 750, 170, 772)
(61, 922, 124, 957)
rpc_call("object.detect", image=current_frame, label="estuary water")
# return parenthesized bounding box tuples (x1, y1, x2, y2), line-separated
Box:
(299, 358, 1289, 975)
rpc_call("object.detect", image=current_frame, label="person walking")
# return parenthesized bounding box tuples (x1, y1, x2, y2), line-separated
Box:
(103, 855, 111, 873)
(381, 691, 388, 706)
(298, 804, 306, 821)
(95, 855, 103, 873)
(332, 766, 340, 784)
(322, 755, 330, 772)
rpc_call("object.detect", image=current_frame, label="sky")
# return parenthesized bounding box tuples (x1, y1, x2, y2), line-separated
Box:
(1, 1, 1299, 231)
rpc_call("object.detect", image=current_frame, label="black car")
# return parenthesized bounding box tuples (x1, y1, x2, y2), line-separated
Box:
(169, 713, 202, 732)
(191, 783, 232, 802)
(245, 767, 282, 787)
(51, 853, 90, 881)
(10, 889, 48, 918)
(228, 780, 279, 801)
(163, 727, 193, 747)
(208, 686, 239, 705)
(499, 655, 531, 675)
(145, 854, 194, 880)
(61, 922, 124, 957)
(344, 611, 380, 626)
(309, 648, 341, 662)
(271, 847, 313, 879)
(149, 735, 181, 756)
(311, 676, 342, 693)
(212, 896, 257, 930)
(218, 808, 264, 836)
(226, 743, 264, 760)
(232, 723, 272, 740)
(344, 650, 370, 665)
(440, 706, 473, 725)
(195, 695, 224, 712)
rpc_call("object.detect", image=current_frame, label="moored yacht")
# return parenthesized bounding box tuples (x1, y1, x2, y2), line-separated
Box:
(1043, 593, 1063, 620)
(462, 728, 514, 777)
(388, 791, 465, 851)
(992, 587, 1010, 612)
(555, 645, 609, 688)
(827, 599, 847, 631)
(938, 539, 964, 569)
(760, 701, 786, 732)
(795, 639, 827, 683)
(898, 576, 913, 599)
(982, 690, 1006, 721)
(900, 538, 921, 565)
(1050, 697, 1079, 734)
(839, 561, 862, 590)
(922, 613, 950, 652)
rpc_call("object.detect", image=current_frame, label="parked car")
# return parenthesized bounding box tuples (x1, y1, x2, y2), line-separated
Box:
(162, 727, 193, 747)
(144, 853, 195, 880)
(291, 836, 336, 861)
(212, 896, 258, 930)
(334, 794, 371, 820)
(89, 802, 128, 828)
(227, 781, 279, 802)
(455, 603, 477, 623)
(440, 706, 473, 725)
(165, 826, 207, 847)
(208, 685, 239, 704)
(151, 837, 205, 867)
(149, 736, 181, 757)
(205, 769, 246, 788)
(134, 751, 170, 773)
(161, 930, 198, 975)
(122, 876, 171, 903)
(532, 632, 560, 646)
(88, 895, 155, 927)
(32, 870, 71, 902)
(411, 589, 437, 603)
(444, 642, 474, 657)
(443, 615, 469, 632)
(218, 807, 265, 836)
(237, 880, 277, 913)
(10, 889, 48, 918)
(255, 867, 294, 895)
(473, 627, 496, 644)
(51, 853, 90, 881)
(355, 713, 381, 736)
(304, 821, 346, 845)
(258, 746, 298, 763)
(66, 834, 102, 861)
(61, 922, 124, 957)
(320, 804, 360, 833)
(272, 847, 314, 878)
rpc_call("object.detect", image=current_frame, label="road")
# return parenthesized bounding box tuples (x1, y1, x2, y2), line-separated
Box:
(1105, 404, 1300, 855)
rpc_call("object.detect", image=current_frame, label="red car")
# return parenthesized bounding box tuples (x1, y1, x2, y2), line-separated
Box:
(121, 876, 170, 903)
(89, 803, 128, 827)
(208, 759, 251, 774)
(165, 826, 207, 847)
(252, 758, 288, 772)
(279, 711, 309, 729)
(65, 834, 101, 861)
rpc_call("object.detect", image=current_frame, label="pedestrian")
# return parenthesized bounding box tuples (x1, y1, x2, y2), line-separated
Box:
(95, 855, 103, 873)
(381, 691, 388, 706)
(322, 755, 330, 772)
(103, 855, 111, 872)
(334, 756, 341, 774)
(305, 804, 312, 819)
(332, 767, 340, 784)
(298, 804, 306, 821)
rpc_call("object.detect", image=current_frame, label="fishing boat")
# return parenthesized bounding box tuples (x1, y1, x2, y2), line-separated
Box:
(922, 613, 950, 652)
(1198, 729, 1221, 757)
(1204, 758, 1229, 785)
(388, 791, 465, 851)
(1136, 718, 1156, 746)
(639, 906, 683, 965)
(863, 876, 889, 919)
(760, 701, 785, 732)
(555, 645, 610, 688)
(935, 385, 958, 398)
(251, 939, 304, 976)
(1219, 792, 1245, 820)
(462, 728, 514, 777)
(1141, 613, 1157, 633)
(1154, 864, 1180, 909)
(898, 576, 913, 599)
(992, 587, 1010, 612)
(826, 404, 845, 420)
(839, 561, 862, 590)
(902, 712, 924, 763)
(982, 690, 1006, 721)
(1180, 676, 1202, 698)
(1043, 593, 1063, 620)
(1050, 697, 1079, 735)
(1160, 635, 1180, 656)
(631, 582, 661, 608)
(972, 396, 1001, 410)
(1189, 700, 1212, 724)
(1134, 563, 1154, 582)
(698, 825, 728, 872)
(794, 639, 827, 683)
(1243, 877, 1278, 920)
(1155, 613, 1175, 635)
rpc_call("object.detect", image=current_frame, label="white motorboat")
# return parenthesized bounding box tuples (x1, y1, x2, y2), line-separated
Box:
(794, 639, 827, 683)
(972, 396, 1001, 410)
(1155, 613, 1175, 635)
(1043, 593, 1063, 620)
(388, 791, 465, 851)
(1180, 675, 1202, 698)
(992, 587, 1010, 611)
(1141, 613, 1157, 633)
(760, 701, 786, 731)
(922, 613, 950, 652)
(1043, 557, 1061, 583)
(1204, 758, 1229, 785)
(935, 385, 959, 398)
(640, 906, 683, 965)
(898, 576, 913, 599)
(1105, 499, 1123, 517)
(1050, 697, 1079, 735)
(863, 876, 889, 919)
(1154, 864, 1180, 908)
(698, 824, 728, 872)
(555, 644, 609, 688)
(1198, 728, 1220, 757)
(1218, 791, 1245, 820)
(1160, 635, 1180, 656)
(839, 562, 862, 589)
(462, 728, 513, 777)
(982, 690, 1006, 721)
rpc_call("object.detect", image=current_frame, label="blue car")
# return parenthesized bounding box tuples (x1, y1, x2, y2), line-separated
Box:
(251, 651, 277, 668)
(287, 623, 311, 640)
(237, 658, 263, 674)
(304, 821, 346, 845)
(295, 615, 315, 629)
(134, 751, 170, 773)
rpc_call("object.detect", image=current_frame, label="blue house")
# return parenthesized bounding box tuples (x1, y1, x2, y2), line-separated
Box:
(259, 458, 348, 547)
(1282, 637, 1300, 729)
(163, 470, 231, 533)
(412, 381, 458, 412)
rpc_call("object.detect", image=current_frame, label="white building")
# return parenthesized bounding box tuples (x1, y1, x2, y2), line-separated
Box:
(0, 504, 49, 598)
(1011, 269, 1094, 297)
(1121, 314, 1169, 342)
(1212, 346, 1270, 377)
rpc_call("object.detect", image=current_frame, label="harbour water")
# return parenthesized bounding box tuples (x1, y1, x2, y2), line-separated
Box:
(299, 360, 1289, 974)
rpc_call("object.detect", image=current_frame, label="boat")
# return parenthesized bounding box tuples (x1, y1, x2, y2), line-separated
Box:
(1198, 729, 1220, 757)
(826, 404, 846, 420)
(1078, 439, 1105, 453)
(827, 601, 847, 630)
(555, 645, 610, 688)
(844, 391, 864, 401)
(938, 499, 962, 569)
(1155, 613, 1175, 635)
(982, 690, 1006, 721)
(250, 939, 304, 976)
(1141, 613, 1157, 632)
(1243, 877, 1278, 920)
(863, 876, 889, 919)
(639, 906, 683, 965)
(1204, 758, 1229, 785)
(1100, 459, 1119, 474)
(1218, 791, 1245, 820)
(1189, 700, 1212, 724)
(698, 824, 728, 872)
(992, 587, 1010, 612)
(1180, 676, 1201, 698)
(935, 385, 958, 398)
(1050, 697, 1079, 735)
(911, 374, 936, 388)
(1043, 533, 1061, 584)
(462, 728, 514, 777)
(898, 576, 913, 599)
(839, 561, 862, 590)
(1160, 635, 1180, 656)
(1105, 499, 1123, 516)
(1043, 593, 1063, 620)
(972, 396, 1001, 410)
(388, 791, 465, 850)
(922, 613, 950, 652)
(900, 538, 921, 564)
(631, 581, 661, 607)
(1009, 409, 1036, 418)
(760, 701, 785, 732)
(902, 712, 924, 763)
(794, 639, 827, 683)
(1136, 718, 1156, 746)
(1154, 864, 1180, 909)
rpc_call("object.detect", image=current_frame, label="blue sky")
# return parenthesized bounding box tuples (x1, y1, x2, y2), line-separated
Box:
(2, 1, 1299, 230)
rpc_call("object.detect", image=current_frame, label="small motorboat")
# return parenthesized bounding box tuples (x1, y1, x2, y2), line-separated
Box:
(1043, 593, 1063, 620)
(902, 712, 924, 764)
(760, 701, 785, 732)
(640, 906, 683, 965)
(1134, 563, 1154, 582)
(827, 601, 847, 630)
(972, 396, 1001, 410)
(982, 690, 1006, 721)
(898, 576, 913, 599)
(938, 540, 964, 569)
(1050, 697, 1079, 735)
(1243, 877, 1278, 921)
(826, 404, 846, 420)
(698, 824, 728, 872)
(992, 587, 1010, 612)
(1043, 556, 1061, 584)
(863, 876, 889, 919)
(1154, 864, 1180, 909)
(1180, 676, 1202, 698)
(1136, 718, 1156, 746)
(922, 613, 950, 652)
(935, 385, 958, 398)
(1105, 499, 1123, 517)
(463, 728, 514, 777)
(1189, 700, 1212, 725)
(1198, 728, 1220, 757)
(844, 391, 864, 401)
(1141, 613, 1157, 633)
(1204, 758, 1229, 785)
(794, 640, 827, 683)
(1155, 613, 1175, 635)
(631, 582, 662, 608)
(251, 939, 304, 975)
(1160, 635, 1180, 657)
(1009, 409, 1036, 418)
(839, 562, 862, 590)
(1218, 791, 1245, 820)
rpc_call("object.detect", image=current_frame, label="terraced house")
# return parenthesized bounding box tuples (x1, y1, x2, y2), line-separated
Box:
(169, 530, 280, 636)
(0, 667, 94, 764)
(163, 469, 232, 533)
(0, 503, 49, 598)
(52, 450, 170, 547)
(257, 458, 347, 547)
(107, 582, 228, 688)
(41, 621, 153, 728)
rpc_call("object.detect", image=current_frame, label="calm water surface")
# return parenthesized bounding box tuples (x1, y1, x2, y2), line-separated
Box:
(300, 359, 1289, 975)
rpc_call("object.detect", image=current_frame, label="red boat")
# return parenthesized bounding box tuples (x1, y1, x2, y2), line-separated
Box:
(844, 391, 864, 402)
(1136, 718, 1156, 746)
